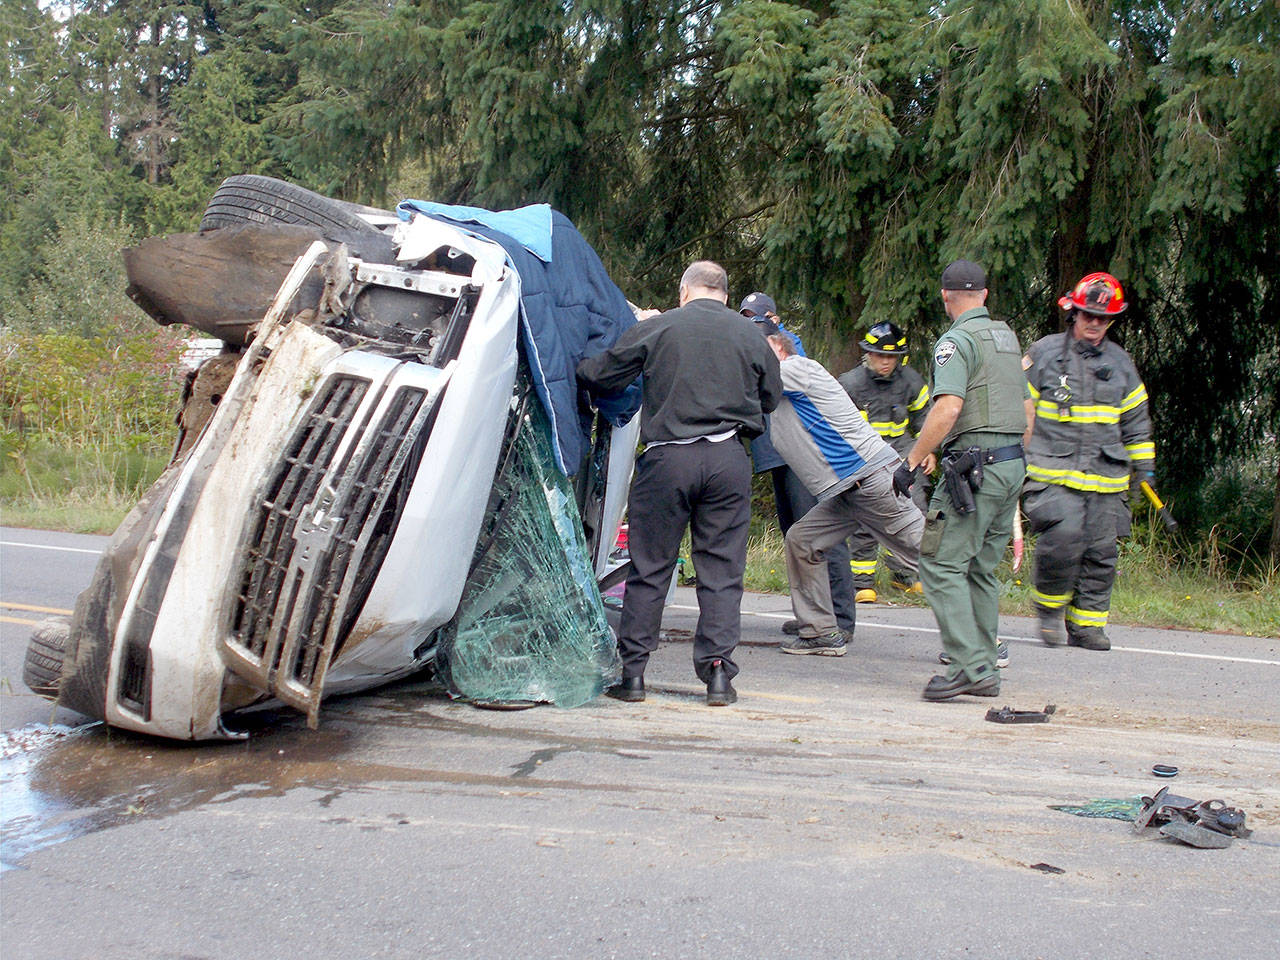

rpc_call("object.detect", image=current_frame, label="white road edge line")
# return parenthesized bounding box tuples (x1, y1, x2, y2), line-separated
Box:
(669, 604, 1280, 668)
(0, 541, 102, 556)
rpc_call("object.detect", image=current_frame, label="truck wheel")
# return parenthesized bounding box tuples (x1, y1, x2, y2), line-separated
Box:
(24, 619, 70, 700)
(200, 175, 396, 262)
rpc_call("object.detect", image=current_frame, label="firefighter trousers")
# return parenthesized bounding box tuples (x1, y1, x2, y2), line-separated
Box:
(1022, 484, 1130, 633)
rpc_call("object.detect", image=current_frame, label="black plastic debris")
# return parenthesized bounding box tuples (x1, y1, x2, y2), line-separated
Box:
(1029, 862, 1066, 874)
(1152, 764, 1179, 777)
(985, 704, 1056, 724)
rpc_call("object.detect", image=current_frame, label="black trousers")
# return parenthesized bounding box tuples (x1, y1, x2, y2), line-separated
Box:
(619, 438, 752, 682)
(771, 465, 855, 630)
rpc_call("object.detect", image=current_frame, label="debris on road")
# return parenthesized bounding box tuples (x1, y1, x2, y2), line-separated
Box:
(985, 703, 1056, 724)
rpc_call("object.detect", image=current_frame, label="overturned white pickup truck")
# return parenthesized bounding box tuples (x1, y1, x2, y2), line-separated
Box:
(25, 177, 640, 740)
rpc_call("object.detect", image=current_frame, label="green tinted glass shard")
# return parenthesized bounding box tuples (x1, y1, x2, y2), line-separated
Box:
(1048, 797, 1146, 821)
(437, 379, 620, 706)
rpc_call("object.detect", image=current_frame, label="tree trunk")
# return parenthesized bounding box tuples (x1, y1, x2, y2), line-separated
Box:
(1271, 461, 1280, 563)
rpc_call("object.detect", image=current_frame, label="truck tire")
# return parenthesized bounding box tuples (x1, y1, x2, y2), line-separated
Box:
(200, 175, 396, 262)
(24, 619, 69, 700)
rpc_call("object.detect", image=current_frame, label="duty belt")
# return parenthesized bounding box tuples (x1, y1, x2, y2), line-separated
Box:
(940, 443, 1023, 516)
(977, 442, 1024, 465)
(942, 442, 1024, 464)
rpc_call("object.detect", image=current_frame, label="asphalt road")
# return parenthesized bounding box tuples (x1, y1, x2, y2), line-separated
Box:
(2, 525, 1277, 958)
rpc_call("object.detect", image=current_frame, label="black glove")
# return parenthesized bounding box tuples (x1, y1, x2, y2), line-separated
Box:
(893, 462, 920, 499)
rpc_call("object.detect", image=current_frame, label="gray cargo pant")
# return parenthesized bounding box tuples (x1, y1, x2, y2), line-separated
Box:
(784, 463, 925, 638)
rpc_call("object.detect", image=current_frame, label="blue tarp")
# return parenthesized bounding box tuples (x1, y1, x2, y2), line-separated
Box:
(397, 201, 641, 475)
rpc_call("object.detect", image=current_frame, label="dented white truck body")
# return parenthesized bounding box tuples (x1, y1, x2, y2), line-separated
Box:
(35, 188, 638, 741)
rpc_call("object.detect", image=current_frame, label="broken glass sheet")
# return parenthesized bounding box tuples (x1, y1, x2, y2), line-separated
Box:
(435, 375, 620, 706)
(1048, 797, 1146, 821)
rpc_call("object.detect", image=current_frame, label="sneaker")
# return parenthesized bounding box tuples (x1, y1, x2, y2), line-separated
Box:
(937, 650, 952, 666)
(855, 588, 877, 604)
(780, 632, 848, 657)
(781, 618, 801, 635)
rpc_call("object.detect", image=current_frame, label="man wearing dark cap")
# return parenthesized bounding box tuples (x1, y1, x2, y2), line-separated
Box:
(894, 260, 1033, 700)
(577, 261, 781, 706)
(739, 292, 856, 640)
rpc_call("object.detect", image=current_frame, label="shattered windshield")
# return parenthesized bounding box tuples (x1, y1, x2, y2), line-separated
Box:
(435, 369, 620, 706)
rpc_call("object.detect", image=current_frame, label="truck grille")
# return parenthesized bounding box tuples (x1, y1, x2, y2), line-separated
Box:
(222, 374, 434, 723)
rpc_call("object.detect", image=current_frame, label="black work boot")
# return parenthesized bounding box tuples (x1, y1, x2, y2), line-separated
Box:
(705, 659, 737, 706)
(1067, 627, 1111, 651)
(605, 675, 645, 701)
(1037, 608, 1066, 647)
(921, 670, 1000, 701)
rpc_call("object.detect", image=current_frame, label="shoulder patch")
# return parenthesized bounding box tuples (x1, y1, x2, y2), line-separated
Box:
(1021, 354, 1032, 370)
(934, 340, 958, 367)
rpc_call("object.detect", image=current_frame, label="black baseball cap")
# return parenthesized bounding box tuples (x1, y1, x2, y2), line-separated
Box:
(941, 260, 987, 290)
(739, 292, 777, 317)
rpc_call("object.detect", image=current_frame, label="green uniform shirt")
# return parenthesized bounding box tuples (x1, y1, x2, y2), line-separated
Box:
(929, 306, 1028, 448)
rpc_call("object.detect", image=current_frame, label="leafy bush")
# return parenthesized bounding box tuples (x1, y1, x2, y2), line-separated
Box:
(1, 328, 184, 449)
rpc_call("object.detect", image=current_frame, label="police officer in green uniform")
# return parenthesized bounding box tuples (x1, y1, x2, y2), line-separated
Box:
(1023, 271, 1154, 651)
(893, 260, 1033, 701)
(837, 322, 933, 601)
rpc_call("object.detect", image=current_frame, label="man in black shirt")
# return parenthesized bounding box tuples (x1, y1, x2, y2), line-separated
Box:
(577, 261, 782, 705)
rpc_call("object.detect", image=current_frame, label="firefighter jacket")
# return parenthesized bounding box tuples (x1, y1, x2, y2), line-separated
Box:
(1024, 332, 1154, 494)
(837, 363, 930, 457)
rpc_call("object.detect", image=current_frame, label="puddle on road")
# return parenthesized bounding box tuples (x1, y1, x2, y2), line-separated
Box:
(0, 683, 454, 870)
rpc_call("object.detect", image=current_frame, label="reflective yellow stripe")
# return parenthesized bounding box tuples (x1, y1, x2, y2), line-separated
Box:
(1027, 383, 1041, 400)
(1032, 589, 1072, 609)
(908, 385, 930, 412)
(1066, 605, 1109, 627)
(1125, 441, 1155, 461)
(1026, 464, 1130, 493)
(870, 419, 908, 437)
(849, 560, 878, 575)
(1033, 400, 1121, 424)
(1119, 384, 1148, 413)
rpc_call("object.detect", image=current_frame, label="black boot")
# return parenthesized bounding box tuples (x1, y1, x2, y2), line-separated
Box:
(605, 675, 645, 702)
(1038, 608, 1066, 647)
(705, 659, 737, 706)
(1067, 627, 1111, 651)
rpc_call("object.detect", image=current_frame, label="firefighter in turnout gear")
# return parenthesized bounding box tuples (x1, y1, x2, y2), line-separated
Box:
(837, 323, 933, 601)
(1022, 272, 1155, 651)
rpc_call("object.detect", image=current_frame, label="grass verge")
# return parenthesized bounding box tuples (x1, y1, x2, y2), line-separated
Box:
(741, 512, 1278, 638)
(1, 438, 168, 534)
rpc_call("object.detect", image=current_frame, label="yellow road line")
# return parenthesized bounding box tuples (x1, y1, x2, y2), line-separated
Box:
(1, 601, 73, 615)
(1, 615, 43, 626)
